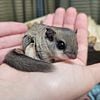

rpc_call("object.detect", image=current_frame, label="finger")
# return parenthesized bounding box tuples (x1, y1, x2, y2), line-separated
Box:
(87, 63, 100, 84)
(0, 34, 24, 49)
(63, 7, 77, 30)
(0, 46, 21, 64)
(43, 14, 54, 26)
(75, 13, 88, 64)
(0, 22, 28, 37)
(53, 8, 65, 27)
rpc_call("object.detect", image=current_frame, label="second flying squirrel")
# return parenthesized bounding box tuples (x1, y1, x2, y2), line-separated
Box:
(3, 23, 78, 72)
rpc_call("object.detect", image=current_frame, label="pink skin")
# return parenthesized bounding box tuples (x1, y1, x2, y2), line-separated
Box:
(0, 22, 28, 64)
(0, 22, 28, 37)
(0, 7, 88, 69)
(43, 7, 88, 65)
(0, 7, 88, 66)
(0, 7, 100, 100)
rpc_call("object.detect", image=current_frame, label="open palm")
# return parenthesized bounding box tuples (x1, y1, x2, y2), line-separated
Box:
(0, 7, 100, 100)
(43, 7, 88, 65)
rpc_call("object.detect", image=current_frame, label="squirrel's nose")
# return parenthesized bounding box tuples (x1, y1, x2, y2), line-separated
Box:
(64, 51, 77, 59)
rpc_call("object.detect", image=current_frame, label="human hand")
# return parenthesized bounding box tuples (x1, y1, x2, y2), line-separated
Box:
(0, 22, 28, 64)
(0, 59, 100, 100)
(0, 7, 100, 100)
(43, 7, 88, 65)
(43, 7, 89, 99)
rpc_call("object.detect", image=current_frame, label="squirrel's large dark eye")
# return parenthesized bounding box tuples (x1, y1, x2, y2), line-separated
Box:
(56, 40, 66, 50)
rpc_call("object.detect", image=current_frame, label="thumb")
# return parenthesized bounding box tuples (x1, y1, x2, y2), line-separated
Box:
(87, 63, 100, 84)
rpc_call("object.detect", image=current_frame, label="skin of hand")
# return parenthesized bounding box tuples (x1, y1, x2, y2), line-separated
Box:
(0, 7, 100, 100)
(0, 22, 28, 64)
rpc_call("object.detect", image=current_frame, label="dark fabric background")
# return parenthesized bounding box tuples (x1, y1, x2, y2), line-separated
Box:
(0, 0, 100, 23)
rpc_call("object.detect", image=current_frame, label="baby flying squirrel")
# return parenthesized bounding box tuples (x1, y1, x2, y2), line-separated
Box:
(3, 23, 78, 72)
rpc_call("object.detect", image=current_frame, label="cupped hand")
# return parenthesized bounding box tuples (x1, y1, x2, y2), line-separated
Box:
(43, 7, 88, 65)
(0, 22, 28, 64)
(0, 8, 100, 100)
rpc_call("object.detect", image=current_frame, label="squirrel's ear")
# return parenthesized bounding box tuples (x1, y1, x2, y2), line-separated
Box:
(45, 28, 56, 41)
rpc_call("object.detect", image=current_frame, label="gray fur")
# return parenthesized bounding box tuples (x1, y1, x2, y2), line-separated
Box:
(3, 23, 78, 72)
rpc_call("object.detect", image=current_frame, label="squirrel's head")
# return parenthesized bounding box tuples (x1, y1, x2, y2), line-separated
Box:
(45, 27, 78, 62)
